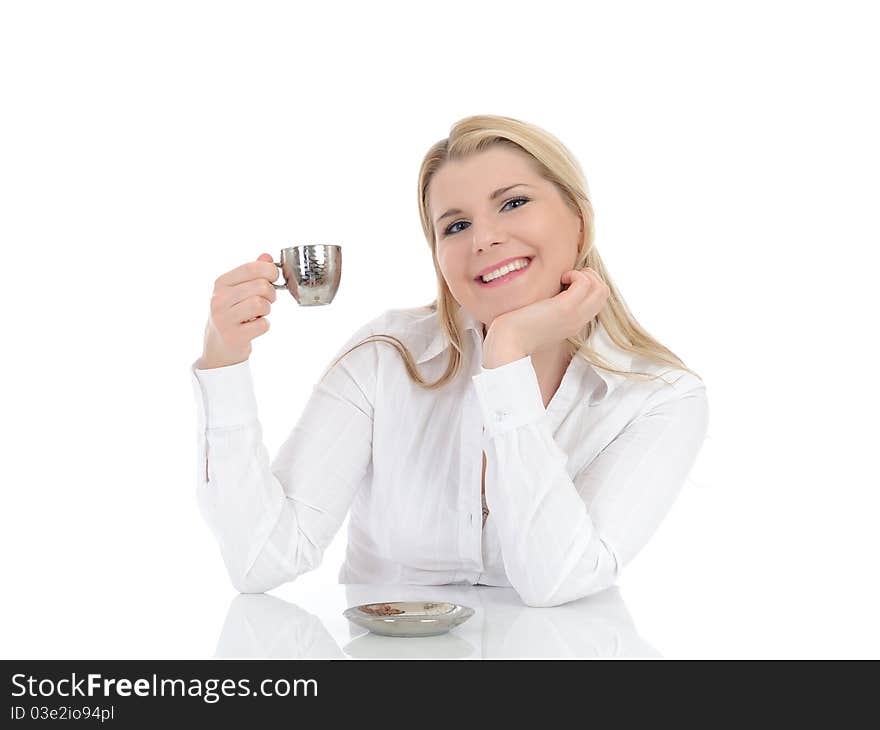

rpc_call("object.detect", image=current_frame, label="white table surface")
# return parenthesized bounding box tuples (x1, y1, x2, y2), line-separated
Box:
(213, 583, 660, 659)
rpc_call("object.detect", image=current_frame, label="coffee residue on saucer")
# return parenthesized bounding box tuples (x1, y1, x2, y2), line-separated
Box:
(361, 603, 406, 616)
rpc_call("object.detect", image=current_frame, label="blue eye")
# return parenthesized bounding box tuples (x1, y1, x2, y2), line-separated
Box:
(443, 196, 530, 236)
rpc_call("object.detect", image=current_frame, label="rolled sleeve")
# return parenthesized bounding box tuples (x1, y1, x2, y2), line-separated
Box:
(191, 358, 259, 429)
(471, 355, 546, 438)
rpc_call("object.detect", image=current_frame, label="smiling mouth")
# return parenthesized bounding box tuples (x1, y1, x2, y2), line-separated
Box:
(475, 257, 534, 286)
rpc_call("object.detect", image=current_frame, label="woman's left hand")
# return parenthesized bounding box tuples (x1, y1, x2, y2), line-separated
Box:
(483, 268, 611, 367)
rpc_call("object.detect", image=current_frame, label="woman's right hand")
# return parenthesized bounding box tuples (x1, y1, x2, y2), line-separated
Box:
(198, 253, 279, 369)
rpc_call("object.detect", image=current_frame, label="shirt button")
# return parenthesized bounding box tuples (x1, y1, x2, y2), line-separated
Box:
(493, 410, 509, 422)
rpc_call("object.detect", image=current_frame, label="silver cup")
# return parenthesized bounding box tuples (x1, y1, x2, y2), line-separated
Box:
(271, 245, 342, 306)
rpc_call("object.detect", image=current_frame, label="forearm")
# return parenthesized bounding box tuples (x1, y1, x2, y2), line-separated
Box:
(483, 417, 619, 607)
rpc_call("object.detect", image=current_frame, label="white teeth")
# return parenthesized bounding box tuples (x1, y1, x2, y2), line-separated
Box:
(480, 258, 530, 283)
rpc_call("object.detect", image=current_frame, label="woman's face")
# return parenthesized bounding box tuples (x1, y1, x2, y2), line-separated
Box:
(429, 146, 582, 332)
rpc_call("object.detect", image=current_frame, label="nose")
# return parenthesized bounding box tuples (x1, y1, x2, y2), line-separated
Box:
(471, 222, 504, 255)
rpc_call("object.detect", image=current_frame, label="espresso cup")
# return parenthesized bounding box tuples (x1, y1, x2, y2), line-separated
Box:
(271, 245, 342, 306)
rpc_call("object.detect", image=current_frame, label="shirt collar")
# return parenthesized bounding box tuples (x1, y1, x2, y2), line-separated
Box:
(415, 304, 633, 401)
(415, 303, 484, 365)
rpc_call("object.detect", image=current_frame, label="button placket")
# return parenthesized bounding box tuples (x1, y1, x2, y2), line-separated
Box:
(460, 381, 485, 577)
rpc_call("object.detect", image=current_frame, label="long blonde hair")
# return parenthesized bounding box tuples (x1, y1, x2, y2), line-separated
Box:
(323, 114, 700, 390)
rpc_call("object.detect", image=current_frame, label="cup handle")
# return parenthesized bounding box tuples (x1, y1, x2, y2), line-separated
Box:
(271, 261, 287, 290)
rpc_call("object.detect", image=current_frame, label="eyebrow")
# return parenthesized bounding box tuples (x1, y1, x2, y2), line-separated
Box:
(434, 183, 534, 228)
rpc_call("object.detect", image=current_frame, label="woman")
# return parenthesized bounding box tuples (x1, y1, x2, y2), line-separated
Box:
(191, 115, 709, 607)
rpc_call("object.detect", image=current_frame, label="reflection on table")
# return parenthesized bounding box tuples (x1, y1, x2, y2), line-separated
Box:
(214, 583, 660, 659)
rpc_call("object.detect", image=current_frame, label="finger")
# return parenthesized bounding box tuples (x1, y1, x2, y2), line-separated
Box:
(565, 266, 594, 282)
(225, 277, 278, 308)
(582, 267, 607, 285)
(561, 269, 581, 286)
(568, 269, 603, 311)
(217, 255, 280, 287)
(574, 273, 597, 305)
(227, 296, 272, 325)
(579, 272, 610, 314)
(561, 268, 591, 295)
(240, 316, 271, 338)
(579, 268, 612, 295)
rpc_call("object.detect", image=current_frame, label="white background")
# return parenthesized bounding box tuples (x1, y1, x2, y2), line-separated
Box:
(1, 0, 877, 658)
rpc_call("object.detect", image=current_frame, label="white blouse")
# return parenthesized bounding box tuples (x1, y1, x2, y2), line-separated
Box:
(190, 304, 709, 607)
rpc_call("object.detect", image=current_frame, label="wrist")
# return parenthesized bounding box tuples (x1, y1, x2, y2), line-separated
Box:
(198, 346, 250, 370)
(482, 329, 528, 369)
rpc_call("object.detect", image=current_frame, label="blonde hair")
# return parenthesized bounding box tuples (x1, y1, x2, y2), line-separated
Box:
(323, 114, 701, 390)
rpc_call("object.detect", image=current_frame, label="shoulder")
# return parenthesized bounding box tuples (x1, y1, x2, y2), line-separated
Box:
(630, 359, 709, 435)
(606, 347, 708, 417)
(643, 361, 706, 396)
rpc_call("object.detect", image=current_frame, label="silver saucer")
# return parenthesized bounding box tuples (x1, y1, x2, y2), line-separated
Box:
(343, 600, 475, 638)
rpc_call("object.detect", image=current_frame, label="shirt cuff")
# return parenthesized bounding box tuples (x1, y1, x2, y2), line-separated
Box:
(190, 357, 259, 429)
(471, 354, 546, 438)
